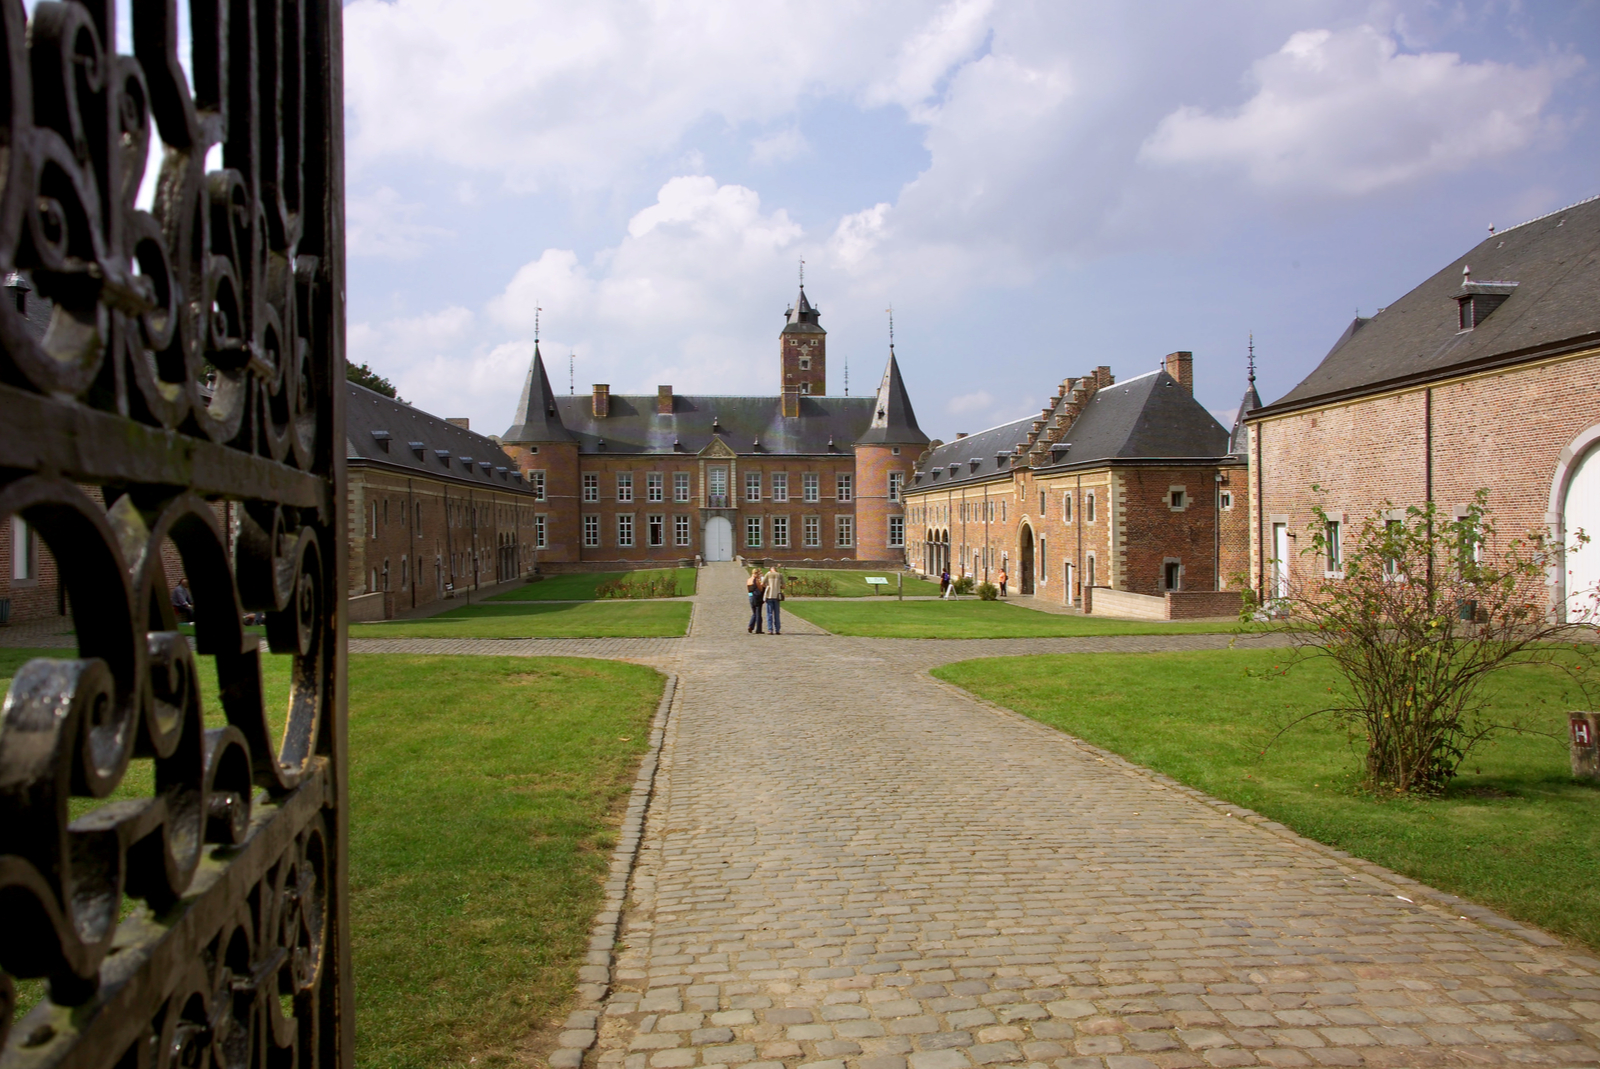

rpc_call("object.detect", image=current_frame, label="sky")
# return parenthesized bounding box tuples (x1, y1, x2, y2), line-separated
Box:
(340, 0, 1599, 440)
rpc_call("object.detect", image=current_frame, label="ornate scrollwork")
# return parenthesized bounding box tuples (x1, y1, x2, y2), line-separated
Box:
(0, 1, 347, 1066)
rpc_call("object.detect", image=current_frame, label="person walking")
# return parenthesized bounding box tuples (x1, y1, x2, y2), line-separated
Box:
(171, 577, 194, 622)
(746, 566, 765, 633)
(763, 565, 784, 634)
(939, 567, 951, 597)
(943, 570, 959, 600)
(997, 566, 1008, 598)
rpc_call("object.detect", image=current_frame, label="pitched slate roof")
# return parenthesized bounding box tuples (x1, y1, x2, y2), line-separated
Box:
(553, 393, 875, 455)
(501, 346, 574, 443)
(781, 286, 825, 336)
(1258, 194, 1600, 416)
(346, 381, 532, 491)
(1229, 377, 1261, 454)
(856, 350, 929, 446)
(910, 415, 1033, 492)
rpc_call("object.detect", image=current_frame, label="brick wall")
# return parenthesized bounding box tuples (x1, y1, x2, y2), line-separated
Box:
(853, 445, 917, 565)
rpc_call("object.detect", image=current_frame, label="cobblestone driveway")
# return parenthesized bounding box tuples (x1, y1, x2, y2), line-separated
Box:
(580, 564, 1600, 1069)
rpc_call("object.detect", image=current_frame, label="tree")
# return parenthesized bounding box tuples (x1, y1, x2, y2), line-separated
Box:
(1247, 490, 1597, 795)
(346, 359, 397, 398)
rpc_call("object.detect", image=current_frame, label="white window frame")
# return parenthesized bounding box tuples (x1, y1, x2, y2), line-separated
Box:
(673, 515, 692, 547)
(673, 472, 691, 502)
(617, 513, 634, 547)
(745, 516, 762, 548)
(648, 513, 665, 547)
(803, 515, 821, 548)
(772, 515, 789, 548)
(616, 473, 633, 503)
(888, 516, 905, 548)
(582, 473, 599, 502)
(836, 515, 854, 548)
(1220, 489, 1233, 510)
(803, 473, 819, 503)
(746, 471, 762, 502)
(1086, 491, 1097, 523)
(583, 514, 600, 547)
(530, 470, 546, 501)
(772, 473, 788, 502)
(1169, 485, 1188, 512)
(888, 471, 903, 502)
(535, 514, 547, 549)
(647, 473, 664, 502)
(836, 473, 853, 502)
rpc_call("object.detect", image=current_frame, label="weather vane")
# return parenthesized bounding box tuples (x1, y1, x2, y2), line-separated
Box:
(534, 303, 542, 344)
(1247, 332, 1256, 386)
(799, 258, 804, 288)
(887, 304, 895, 352)
(569, 352, 575, 395)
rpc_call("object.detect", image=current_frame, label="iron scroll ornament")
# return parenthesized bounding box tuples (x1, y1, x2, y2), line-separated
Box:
(0, 0, 349, 1067)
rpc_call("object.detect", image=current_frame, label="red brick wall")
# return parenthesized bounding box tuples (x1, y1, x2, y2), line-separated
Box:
(853, 445, 917, 565)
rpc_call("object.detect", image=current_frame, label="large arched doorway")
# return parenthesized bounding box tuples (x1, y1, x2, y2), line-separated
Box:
(1564, 444, 1600, 621)
(704, 517, 734, 561)
(1019, 524, 1034, 594)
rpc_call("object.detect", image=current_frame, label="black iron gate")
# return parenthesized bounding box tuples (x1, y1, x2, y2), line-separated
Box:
(0, 1, 349, 1066)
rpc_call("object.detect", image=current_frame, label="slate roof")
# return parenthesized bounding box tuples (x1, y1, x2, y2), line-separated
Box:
(1257, 194, 1600, 417)
(856, 350, 929, 447)
(346, 381, 532, 491)
(501, 346, 574, 443)
(911, 369, 1234, 492)
(1229, 377, 1261, 454)
(781, 286, 825, 336)
(552, 393, 875, 455)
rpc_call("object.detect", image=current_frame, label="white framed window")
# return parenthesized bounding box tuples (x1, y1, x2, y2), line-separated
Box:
(1163, 558, 1183, 591)
(583, 514, 600, 547)
(888, 516, 904, 548)
(673, 472, 691, 502)
(836, 473, 853, 502)
(535, 514, 547, 549)
(746, 472, 762, 502)
(803, 515, 821, 547)
(583, 473, 599, 502)
(617, 513, 634, 547)
(708, 466, 728, 506)
(674, 515, 692, 547)
(772, 515, 789, 547)
(888, 471, 903, 502)
(531, 470, 546, 501)
(745, 516, 762, 548)
(616, 473, 633, 502)
(1063, 493, 1072, 523)
(1327, 519, 1343, 571)
(1220, 490, 1233, 510)
(772, 473, 788, 502)
(1169, 486, 1187, 511)
(1038, 538, 1046, 582)
(1086, 492, 1096, 523)
(836, 515, 854, 548)
(11, 515, 35, 580)
(648, 514, 665, 547)
(647, 473, 664, 502)
(803, 473, 819, 502)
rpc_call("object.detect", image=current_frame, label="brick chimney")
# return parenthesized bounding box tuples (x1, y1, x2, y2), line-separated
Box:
(657, 385, 673, 415)
(592, 384, 610, 418)
(1163, 352, 1193, 393)
(781, 384, 800, 418)
(446, 417, 470, 430)
(1094, 365, 1113, 388)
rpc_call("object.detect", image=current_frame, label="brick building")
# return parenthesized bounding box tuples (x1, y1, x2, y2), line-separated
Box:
(345, 382, 542, 617)
(1244, 194, 1600, 621)
(904, 352, 1249, 613)
(497, 287, 928, 565)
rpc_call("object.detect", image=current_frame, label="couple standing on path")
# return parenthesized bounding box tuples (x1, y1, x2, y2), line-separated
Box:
(744, 565, 784, 634)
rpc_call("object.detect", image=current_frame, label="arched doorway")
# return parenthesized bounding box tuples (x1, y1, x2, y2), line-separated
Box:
(704, 517, 734, 561)
(1564, 443, 1600, 621)
(1019, 524, 1034, 594)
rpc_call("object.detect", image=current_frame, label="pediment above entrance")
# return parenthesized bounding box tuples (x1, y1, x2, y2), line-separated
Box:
(698, 436, 738, 459)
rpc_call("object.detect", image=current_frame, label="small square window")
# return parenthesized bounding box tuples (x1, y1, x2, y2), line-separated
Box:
(1169, 488, 1187, 509)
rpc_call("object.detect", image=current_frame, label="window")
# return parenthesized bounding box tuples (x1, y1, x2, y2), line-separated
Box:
(583, 473, 599, 502)
(647, 473, 664, 502)
(648, 514, 665, 547)
(535, 515, 547, 549)
(892, 447, 900, 456)
(11, 515, 35, 580)
(770, 473, 788, 502)
(836, 515, 854, 548)
(804, 515, 821, 547)
(673, 472, 691, 502)
(803, 473, 819, 502)
(617, 514, 634, 547)
(1039, 491, 1045, 514)
(1086, 492, 1096, 523)
(674, 515, 692, 547)
(1038, 538, 1046, 581)
(1063, 493, 1072, 522)
(583, 514, 600, 547)
(889, 471, 903, 502)
(382, 559, 390, 591)
(1164, 560, 1181, 590)
(708, 467, 728, 505)
(772, 515, 789, 547)
(836, 474, 853, 502)
(746, 472, 762, 502)
(1169, 487, 1187, 510)
(1001, 501, 1006, 522)
(1384, 519, 1403, 576)
(1326, 520, 1342, 570)
(401, 555, 409, 588)
(799, 356, 810, 370)
(616, 473, 633, 502)
(1455, 510, 1482, 576)
(745, 516, 762, 548)
(532, 471, 546, 501)
(888, 516, 905, 548)
(1220, 490, 1233, 510)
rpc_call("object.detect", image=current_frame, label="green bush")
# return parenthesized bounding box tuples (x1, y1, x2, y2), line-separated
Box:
(952, 575, 975, 595)
(781, 572, 836, 597)
(594, 573, 679, 599)
(975, 582, 999, 601)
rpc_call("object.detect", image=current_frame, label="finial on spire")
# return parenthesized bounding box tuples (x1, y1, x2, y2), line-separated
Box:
(887, 304, 895, 353)
(1247, 333, 1256, 386)
(569, 351, 575, 396)
(1462, 263, 1471, 285)
(799, 258, 805, 289)
(534, 303, 542, 344)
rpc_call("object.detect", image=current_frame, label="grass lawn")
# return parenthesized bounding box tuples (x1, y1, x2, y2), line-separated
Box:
(785, 599, 1244, 637)
(350, 600, 690, 639)
(486, 567, 695, 601)
(783, 568, 944, 598)
(1, 647, 664, 1068)
(936, 647, 1600, 951)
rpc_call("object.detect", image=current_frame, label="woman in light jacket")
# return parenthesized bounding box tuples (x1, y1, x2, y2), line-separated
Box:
(763, 566, 784, 635)
(746, 566, 765, 634)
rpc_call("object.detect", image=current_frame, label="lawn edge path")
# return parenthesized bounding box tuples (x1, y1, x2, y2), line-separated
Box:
(546, 672, 680, 1069)
(926, 670, 1597, 963)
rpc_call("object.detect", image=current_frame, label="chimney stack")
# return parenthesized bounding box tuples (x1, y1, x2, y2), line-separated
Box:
(1163, 352, 1193, 393)
(592, 384, 610, 418)
(781, 384, 800, 418)
(446, 417, 470, 430)
(657, 385, 673, 415)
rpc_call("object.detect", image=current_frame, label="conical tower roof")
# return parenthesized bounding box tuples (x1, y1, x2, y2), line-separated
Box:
(782, 286, 825, 334)
(501, 345, 573, 443)
(856, 350, 928, 446)
(1229, 373, 1261, 454)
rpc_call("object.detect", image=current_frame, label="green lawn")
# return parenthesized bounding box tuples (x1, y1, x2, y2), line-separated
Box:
(785, 599, 1244, 637)
(936, 647, 1600, 951)
(2, 647, 663, 1069)
(486, 568, 695, 601)
(350, 600, 690, 639)
(783, 568, 944, 598)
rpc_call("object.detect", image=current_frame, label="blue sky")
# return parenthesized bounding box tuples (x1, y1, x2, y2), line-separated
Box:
(341, 0, 1599, 439)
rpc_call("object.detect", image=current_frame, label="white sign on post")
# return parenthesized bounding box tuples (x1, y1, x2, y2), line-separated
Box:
(864, 577, 889, 593)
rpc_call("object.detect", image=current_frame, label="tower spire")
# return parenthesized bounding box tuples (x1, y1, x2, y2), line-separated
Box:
(534, 303, 542, 345)
(887, 304, 895, 353)
(1247, 332, 1255, 386)
(799, 258, 805, 289)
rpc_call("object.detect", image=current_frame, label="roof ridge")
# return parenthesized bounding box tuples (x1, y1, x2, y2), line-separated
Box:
(1497, 192, 1600, 236)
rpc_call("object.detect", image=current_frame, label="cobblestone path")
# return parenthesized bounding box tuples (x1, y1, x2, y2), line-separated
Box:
(578, 564, 1600, 1069)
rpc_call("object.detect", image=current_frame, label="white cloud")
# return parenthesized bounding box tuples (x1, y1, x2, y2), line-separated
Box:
(347, 187, 455, 259)
(864, 0, 996, 115)
(946, 389, 994, 415)
(1139, 26, 1574, 196)
(750, 128, 809, 166)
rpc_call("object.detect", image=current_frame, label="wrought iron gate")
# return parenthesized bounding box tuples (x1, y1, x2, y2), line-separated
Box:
(0, 0, 349, 1066)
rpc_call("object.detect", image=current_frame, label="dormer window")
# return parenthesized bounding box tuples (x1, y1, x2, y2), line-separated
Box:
(1456, 277, 1517, 330)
